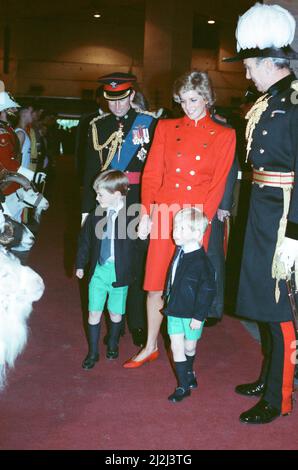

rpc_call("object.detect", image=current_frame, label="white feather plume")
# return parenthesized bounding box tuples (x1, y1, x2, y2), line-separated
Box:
(236, 3, 296, 52)
(0, 247, 45, 389)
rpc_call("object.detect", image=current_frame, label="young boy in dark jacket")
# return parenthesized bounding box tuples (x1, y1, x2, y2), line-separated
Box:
(164, 207, 216, 402)
(76, 169, 136, 369)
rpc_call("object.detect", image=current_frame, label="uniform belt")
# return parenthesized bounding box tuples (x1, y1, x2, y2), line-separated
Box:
(252, 169, 294, 188)
(125, 171, 141, 185)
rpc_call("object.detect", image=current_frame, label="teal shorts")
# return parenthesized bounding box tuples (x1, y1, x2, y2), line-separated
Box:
(88, 262, 128, 315)
(167, 316, 204, 341)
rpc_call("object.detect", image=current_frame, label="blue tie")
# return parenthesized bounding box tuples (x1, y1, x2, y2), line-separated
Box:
(99, 209, 116, 265)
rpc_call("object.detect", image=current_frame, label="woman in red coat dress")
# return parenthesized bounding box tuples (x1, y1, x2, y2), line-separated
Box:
(124, 70, 236, 368)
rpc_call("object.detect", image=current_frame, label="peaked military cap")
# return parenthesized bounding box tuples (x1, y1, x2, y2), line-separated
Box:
(98, 72, 137, 100)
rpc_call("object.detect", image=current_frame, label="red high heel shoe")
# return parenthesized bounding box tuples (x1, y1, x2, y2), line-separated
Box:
(123, 350, 159, 369)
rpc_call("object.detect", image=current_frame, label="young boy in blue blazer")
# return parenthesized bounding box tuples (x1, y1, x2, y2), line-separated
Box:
(164, 207, 216, 402)
(76, 169, 136, 369)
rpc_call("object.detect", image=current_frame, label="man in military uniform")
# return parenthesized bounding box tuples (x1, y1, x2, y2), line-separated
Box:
(82, 72, 157, 347)
(224, 3, 298, 424)
(0, 91, 21, 195)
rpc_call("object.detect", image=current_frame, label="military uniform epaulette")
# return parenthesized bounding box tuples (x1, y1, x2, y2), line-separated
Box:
(134, 107, 158, 119)
(89, 112, 111, 126)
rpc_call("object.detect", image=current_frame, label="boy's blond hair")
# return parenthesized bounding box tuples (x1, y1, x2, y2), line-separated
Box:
(174, 207, 209, 235)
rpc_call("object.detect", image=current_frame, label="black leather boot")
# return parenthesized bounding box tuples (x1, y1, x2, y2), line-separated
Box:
(235, 380, 265, 397)
(82, 353, 99, 369)
(82, 323, 100, 369)
(106, 320, 122, 359)
(168, 361, 191, 403)
(239, 399, 284, 424)
(185, 354, 198, 389)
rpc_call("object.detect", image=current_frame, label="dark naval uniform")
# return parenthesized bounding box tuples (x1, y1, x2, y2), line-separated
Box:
(207, 115, 238, 320)
(82, 107, 157, 335)
(236, 74, 298, 414)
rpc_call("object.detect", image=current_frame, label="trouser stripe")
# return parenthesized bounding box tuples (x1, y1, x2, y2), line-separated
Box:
(280, 321, 296, 415)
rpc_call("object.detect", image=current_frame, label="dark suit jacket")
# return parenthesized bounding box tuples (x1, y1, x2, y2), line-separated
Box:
(163, 247, 216, 322)
(76, 206, 137, 286)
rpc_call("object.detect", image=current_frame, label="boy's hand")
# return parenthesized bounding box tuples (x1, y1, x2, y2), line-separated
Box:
(76, 269, 84, 279)
(190, 319, 203, 330)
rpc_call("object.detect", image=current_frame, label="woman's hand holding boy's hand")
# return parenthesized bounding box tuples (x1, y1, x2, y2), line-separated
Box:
(76, 269, 84, 279)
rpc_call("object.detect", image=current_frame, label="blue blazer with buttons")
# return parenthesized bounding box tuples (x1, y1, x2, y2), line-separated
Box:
(163, 247, 216, 321)
(76, 206, 138, 286)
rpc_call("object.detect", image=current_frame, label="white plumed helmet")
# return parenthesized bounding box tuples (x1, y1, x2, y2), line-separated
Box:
(223, 3, 298, 62)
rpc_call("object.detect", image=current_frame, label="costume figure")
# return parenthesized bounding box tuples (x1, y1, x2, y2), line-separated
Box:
(0, 245, 44, 389)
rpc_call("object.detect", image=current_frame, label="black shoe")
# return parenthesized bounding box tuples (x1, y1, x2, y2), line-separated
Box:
(239, 399, 286, 424)
(235, 380, 265, 397)
(168, 387, 191, 403)
(106, 348, 119, 360)
(132, 328, 146, 348)
(82, 353, 99, 370)
(188, 371, 198, 389)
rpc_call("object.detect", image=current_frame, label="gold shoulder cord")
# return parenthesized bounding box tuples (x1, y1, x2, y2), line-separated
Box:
(245, 94, 271, 162)
(91, 115, 124, 170)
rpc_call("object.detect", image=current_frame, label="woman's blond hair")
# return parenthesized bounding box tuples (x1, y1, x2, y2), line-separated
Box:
(173, 70, 215, 108)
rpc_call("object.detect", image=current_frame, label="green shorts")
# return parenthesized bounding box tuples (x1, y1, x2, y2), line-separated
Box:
(167, 316, 204, 341)
(88, 262, 128, 315)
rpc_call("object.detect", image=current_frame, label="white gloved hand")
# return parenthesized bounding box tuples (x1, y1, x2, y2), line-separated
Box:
(217, 209, 230, 222)
(276, 237, 298, 274)
(138, 214, 152, 240)
(34, 172, 46, 184)
(81, 213, 89, 226)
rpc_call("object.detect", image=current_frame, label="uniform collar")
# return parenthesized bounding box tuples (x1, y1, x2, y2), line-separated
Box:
(115, 107, 135, 122)
(182, 111, 213, 128)
(267, 73, 297, 97)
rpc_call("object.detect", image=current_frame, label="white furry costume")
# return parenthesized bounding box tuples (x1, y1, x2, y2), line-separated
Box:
(0, 246, 44, 389)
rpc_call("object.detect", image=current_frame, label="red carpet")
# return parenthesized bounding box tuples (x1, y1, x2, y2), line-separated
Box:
(0, 155, 297, 450)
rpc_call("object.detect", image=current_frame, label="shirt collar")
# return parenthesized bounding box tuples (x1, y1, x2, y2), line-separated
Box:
(107, 200, 124, 215)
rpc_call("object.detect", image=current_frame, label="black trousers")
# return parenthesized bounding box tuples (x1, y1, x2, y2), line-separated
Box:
(257, 321, 296, 413)
(207, 217, 225, 319)
(125, 240, 147, 332)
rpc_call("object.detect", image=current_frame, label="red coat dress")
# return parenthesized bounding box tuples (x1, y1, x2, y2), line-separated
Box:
(141, 113, 236, 291)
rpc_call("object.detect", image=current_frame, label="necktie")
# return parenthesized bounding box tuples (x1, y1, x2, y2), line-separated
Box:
(99, 209, 116, 265)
